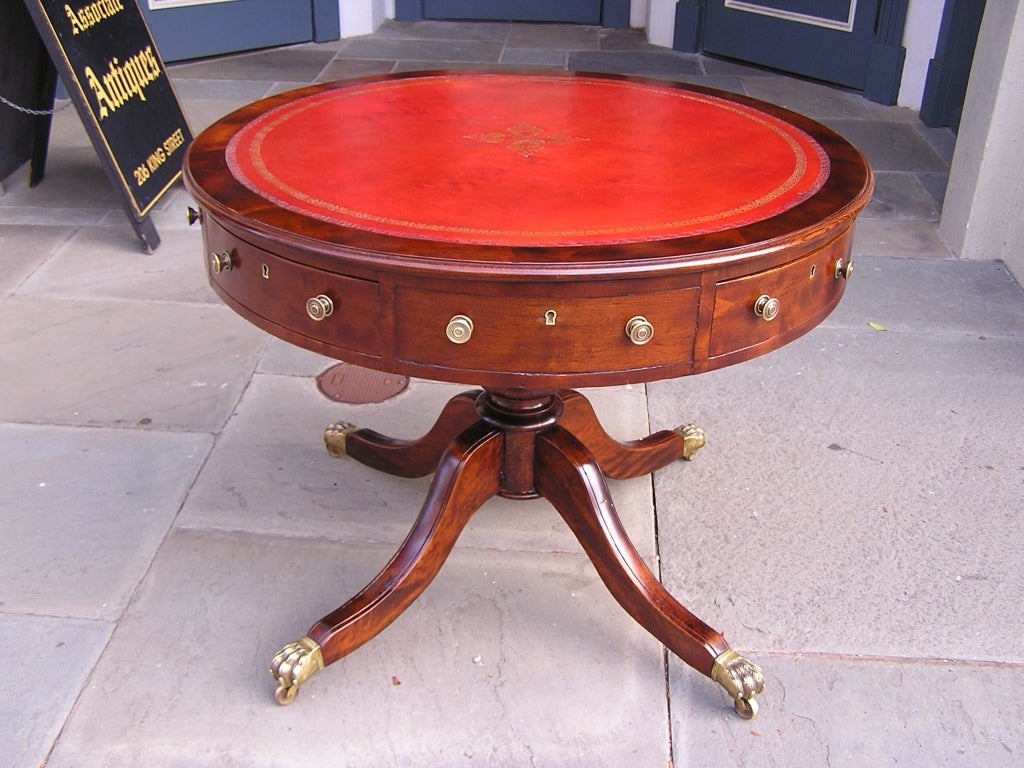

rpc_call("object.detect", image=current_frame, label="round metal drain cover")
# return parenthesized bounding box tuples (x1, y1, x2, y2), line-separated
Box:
(316, 363, 409, 404)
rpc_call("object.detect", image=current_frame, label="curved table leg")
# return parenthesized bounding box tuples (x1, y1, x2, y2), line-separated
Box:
(559, 390, 706, 479)
(534, 425, 765, 718)
(271, 420, 502, 705)
(324, 390, 482, 478)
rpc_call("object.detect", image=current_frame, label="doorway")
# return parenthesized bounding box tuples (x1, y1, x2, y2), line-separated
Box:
(675, 0, 910, 104)
(396, 0, 630, 27)
(140, 0, 326, 62)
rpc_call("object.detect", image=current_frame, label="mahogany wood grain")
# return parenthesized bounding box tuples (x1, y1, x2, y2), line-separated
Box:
(535, 427, 730, 674)
(559, 389, 692, 479)
(342, 390, 480, 478)
(311, 421, 502, 665)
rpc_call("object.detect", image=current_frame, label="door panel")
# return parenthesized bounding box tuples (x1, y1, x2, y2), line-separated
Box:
(423, 1, 602, 23)
(140, 0, 314, 62)
(702, 0, 879, 90)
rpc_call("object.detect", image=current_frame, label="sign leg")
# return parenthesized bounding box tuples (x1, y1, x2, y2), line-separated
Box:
(130, 215, 161, 253)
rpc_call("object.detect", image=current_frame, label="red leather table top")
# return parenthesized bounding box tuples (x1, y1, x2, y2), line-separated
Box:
(224, 73, 829, 247)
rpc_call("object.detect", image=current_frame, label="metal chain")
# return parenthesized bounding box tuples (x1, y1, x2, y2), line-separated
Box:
(0, 93, 67, 116)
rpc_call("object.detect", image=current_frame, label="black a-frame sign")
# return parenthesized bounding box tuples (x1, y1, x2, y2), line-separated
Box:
(20, 0, 192, 252)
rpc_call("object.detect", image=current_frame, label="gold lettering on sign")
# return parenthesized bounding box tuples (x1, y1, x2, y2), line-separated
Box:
(84, 46, 162, 119)
(65, 0, 126, 35)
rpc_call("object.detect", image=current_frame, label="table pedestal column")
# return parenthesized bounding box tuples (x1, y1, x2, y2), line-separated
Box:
(270, 388, 765, 718)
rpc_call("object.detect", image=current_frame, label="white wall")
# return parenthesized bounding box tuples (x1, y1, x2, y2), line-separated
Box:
(899, 0, 943, 109)
(646, 0, 676, 47)
(631, 0, 649, 29)
(339, 0, 387, 37)
(939, 0, 1024, 280)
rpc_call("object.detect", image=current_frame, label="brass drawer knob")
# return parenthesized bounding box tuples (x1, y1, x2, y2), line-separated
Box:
(306, 294, 334, 321)
(186, 206, 203, 226)
(625, 315, 654, 345)
(835, 258, 854, 280)
(753, 294, 781, 322)
(209, 250, 233, 273)
(445, 315, 474, 344)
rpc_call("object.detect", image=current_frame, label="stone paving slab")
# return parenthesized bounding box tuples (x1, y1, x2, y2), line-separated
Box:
(167, 46, 337, 83)
(0, 424, 211, 619)
(375, 20, 511, 42)
(47, 528, 669, 768)
(0, 614, 112, 768)
(864, 172, 943, 221)
(649, 327, 1024, 662)
(741, 75, 874, 119)
(669, 654, 1024, 768)
(828, 255, 1024, 337)
(851, 219, 951, 259)
(0, 223, 74, 295)
(568, 50, 701, 77)
(0, 297, 266, 430)
(337, 36, 504, 63)
(178, 373, 657, 557)
(824, 119, 950, 173)
(15, 225, 216, 305)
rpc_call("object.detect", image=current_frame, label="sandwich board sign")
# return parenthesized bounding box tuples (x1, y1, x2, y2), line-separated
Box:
(21, 0, 193, 251)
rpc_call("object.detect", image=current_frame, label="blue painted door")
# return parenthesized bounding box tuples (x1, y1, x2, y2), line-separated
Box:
(702, 1, 884, 90)
(423, 1, 603, 23)
(139, 0, 315, 62)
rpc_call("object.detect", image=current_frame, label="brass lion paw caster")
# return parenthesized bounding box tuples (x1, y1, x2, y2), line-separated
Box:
(712, 649, 766, 719)
(270, 636, 324, 705)
(673, 423, 706, 461)
(324, 421, 359, 458)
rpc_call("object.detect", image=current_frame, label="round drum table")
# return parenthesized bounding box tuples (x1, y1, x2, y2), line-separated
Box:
(183, 70, 872, 719)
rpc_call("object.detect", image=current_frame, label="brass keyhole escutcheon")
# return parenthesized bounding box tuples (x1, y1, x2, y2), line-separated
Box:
(753, 294, 781, 322)
(625, 316, 654, 345)
(446, 315, 474, 344)
(262, 264, 271, 279)
(306, 294, 334, 321)
(545, 309, 558, 326)
(209, 251, 233, 274)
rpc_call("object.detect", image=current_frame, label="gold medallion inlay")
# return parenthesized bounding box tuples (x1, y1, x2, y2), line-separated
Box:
(465, 122, 589, 158)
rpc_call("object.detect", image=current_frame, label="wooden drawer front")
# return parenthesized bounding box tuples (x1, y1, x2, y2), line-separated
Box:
(394, 285, 700, 376)
(709, 240, 849, 360)
(205, 222, 382, 356)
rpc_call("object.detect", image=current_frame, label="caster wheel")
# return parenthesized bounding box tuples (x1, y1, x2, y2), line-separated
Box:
(274, 684, 298, 706)
(734, 696, 758, 720)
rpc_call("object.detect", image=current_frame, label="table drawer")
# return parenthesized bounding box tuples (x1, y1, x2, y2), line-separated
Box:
(709, 238, 851, 360)
(394, 284, 700, 376)
(204, 220, 382, 356)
